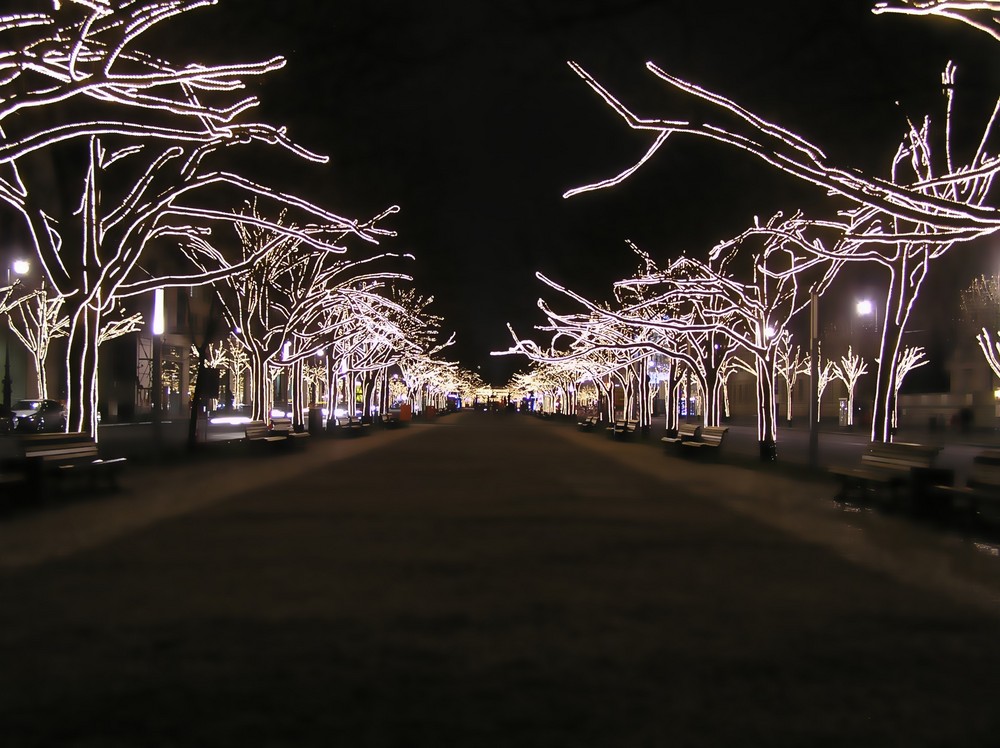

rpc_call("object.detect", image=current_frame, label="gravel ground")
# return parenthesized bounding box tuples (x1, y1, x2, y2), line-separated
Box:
(1, 411, 999, 747)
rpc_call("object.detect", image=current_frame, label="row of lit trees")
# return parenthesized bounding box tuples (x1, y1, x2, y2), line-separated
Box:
(0, 1, 471, 438)
(501, 0, 999, 457)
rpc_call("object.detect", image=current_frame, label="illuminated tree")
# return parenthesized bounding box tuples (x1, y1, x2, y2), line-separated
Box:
(302, 360, 328, 407)
(522, 215, 835, 459)
(7, 285, 62, 399)
(503, 246, 756, 433)
(611, 250, 736, 429)
(774, 334, 808, 423)
(364, 289, 453, 418)
(224, 337, 250, 407)
(198, 203, 406, 424)
(976, 327, 1000, 381)
(814, 351, 837, 423)
(565, 51, 997, 443)
(0, 1, 393, 437)
(873, 1, 1000, 42)
(891, 345, 929, 427)
(97, 302, 144, 346)
(959, 275, 1000, 333)
(833, 346, 869, 427)
(397, 354, 462, 415)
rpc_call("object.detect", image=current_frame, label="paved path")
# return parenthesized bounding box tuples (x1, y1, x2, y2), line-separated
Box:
(2, 412, 1000, 746)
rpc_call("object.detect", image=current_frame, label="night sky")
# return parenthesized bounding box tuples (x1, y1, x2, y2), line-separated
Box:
(171, 1, 999, 384)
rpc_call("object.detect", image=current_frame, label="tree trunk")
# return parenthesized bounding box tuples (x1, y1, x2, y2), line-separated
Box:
(65, 303, 100, 439)
(869, 283, 908, 444)
(755, 354, 777, 462)
(187, 356, 208, 450)
(249, 351, 272, 422)
(290, 359, 305, 429)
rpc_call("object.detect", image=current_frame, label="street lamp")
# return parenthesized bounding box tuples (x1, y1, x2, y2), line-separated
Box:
(3, 258, 30, 416)
(856, 299, 879, 333)
(151, 287, 164, 446)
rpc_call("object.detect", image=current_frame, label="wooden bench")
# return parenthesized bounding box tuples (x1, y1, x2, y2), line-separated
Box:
(245, 420, 286, 444)
(607, 419, 639, 440)
(269, 416, 310, 440)
(681, 425, 729, 453)
(380, 413, 401, 428)
(335, 415, 366, 435)
(662, 422, 700, 446)
(577, 415, 598, 431)
(14, 432, 126, 498)
(931, 450, 1000, 524)
(829, 442, 947, 509)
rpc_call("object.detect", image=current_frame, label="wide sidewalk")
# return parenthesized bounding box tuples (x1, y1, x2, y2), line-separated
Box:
(2, 411, 1000, 746)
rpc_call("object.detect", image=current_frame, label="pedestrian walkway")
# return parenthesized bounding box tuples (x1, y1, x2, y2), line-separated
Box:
(1, 411, 999, 746)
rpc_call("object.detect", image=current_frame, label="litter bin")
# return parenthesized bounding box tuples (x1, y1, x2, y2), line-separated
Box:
(308, 406, 324, 435)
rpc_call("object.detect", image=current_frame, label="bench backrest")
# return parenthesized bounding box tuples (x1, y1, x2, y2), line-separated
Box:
(624, 420, 639, 431)
(678, 423, 700, 439)
(270, 416, 299, 435)
(969, 450, 1000, 491)
(699, 426, 728, 446)
(860, 442, 938, 471)
(21, 432, 98, 462)
(245, 420, 270, 438)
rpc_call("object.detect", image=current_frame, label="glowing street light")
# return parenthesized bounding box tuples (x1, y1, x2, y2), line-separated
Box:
(855, 298, 879, 332)
(151, 288, 164, 446)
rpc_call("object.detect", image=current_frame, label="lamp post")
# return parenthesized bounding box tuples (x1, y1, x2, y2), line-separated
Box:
(3, 259, 30, 416)
(855, 298, 880, 428)
(151, 287, 164, 447)
(855, 299, 879, 338)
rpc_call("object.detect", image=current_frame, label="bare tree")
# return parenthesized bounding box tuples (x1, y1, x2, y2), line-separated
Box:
(873, 1, 1000, 42)
(564, 50, 997, 443)
(7, 285, 65, 399)
(0, 2, 393, 436)
(521, 215, 835, 459)
(775, 334, 809, 423)
(834, 346, 869, 427)
(891, 345, 929, 427)
(813, 349, 837, 424)
(198, 204, 406, 424)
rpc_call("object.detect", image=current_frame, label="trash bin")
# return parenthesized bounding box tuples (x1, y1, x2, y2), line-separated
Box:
(308, 407, 324, 435)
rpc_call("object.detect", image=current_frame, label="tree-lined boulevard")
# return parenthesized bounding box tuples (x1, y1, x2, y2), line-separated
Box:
(2, 411, 1000, 746)
(2, 3, 1000, 744)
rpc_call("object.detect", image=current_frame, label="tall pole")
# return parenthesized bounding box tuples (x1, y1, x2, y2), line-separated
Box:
(2, 322, 10, 417)
(2, 267, 10, 416)
(152, 288, 164, 449)
(809, 291, 820, 467)
(2, 262, 25, 416)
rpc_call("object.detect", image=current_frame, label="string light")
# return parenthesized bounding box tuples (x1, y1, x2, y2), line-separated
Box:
(873, 2, 1000, 43)
(0, 2, 412, 437)
(833, 346, 869, 427)
(563, 27, 998, 444)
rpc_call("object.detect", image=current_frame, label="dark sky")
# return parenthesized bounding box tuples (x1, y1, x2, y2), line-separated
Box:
(175, 0, 999, 385)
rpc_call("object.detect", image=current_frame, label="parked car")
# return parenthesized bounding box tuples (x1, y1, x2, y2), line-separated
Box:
(10, 399, 67, 433)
